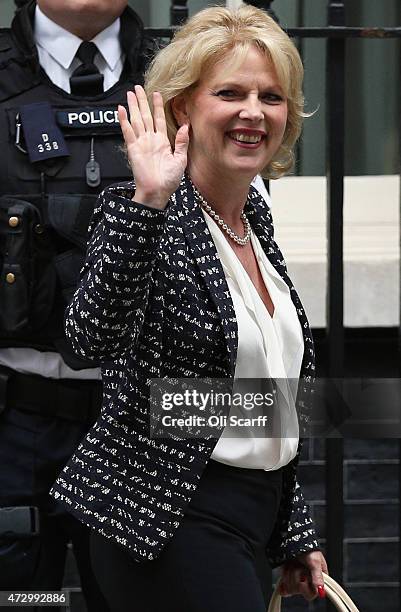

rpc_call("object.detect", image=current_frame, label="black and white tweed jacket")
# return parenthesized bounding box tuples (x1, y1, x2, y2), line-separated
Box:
(50, 174, 319, 566)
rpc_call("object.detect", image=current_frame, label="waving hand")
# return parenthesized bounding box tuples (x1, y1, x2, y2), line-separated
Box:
(118, 85, 189, 209)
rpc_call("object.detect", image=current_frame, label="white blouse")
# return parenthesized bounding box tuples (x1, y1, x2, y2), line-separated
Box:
(202, 211, 304, 471)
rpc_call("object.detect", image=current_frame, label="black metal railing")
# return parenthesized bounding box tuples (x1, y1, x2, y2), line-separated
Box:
(325, 0, 345, 595)
(146, 0, 401, 606)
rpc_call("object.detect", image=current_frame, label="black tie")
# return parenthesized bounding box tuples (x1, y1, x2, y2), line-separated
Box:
(70, 41, 104, 96)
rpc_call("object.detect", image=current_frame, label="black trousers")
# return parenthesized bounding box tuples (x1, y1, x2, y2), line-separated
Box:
(90, 459, 283, 612)
(0, 386, 109, 612)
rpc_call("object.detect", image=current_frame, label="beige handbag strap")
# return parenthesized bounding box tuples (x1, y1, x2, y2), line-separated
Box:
(267, 572, 360, 612)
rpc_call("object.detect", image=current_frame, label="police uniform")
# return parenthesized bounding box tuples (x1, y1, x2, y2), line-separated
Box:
(0, 0, 153, 606)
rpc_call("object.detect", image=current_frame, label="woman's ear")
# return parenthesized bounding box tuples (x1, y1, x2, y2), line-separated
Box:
(171, 94, 190, 127)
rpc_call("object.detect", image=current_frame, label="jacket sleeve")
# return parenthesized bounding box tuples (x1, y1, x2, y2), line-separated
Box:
(64, 182, 166, 362)
(267, 466, 320, 568)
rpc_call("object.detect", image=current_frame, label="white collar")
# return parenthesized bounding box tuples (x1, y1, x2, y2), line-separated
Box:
(91, 18, 122, 71)
(34, 5, 122, 71)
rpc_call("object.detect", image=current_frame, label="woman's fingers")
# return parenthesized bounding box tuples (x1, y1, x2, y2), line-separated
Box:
(174, 124, 189, 162)
(127, 89, 145, 137)
(125, 87, 167, 137)
(298, 551, 327, 599)
(118, 105, 135, 147)
(153, 91, 167, 135)
(281, 565, 303, 594)
(298, 574, 317, 601)
(280, 574, 315, 602)
(135, 85, 155, 132)
(307, 554, 327, 599)
(280, 558, 322, 602)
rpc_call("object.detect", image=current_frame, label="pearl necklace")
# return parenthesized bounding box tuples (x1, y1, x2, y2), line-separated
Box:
(190, 182, 252, 246)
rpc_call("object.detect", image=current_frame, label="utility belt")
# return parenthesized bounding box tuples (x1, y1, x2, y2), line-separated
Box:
(0, 365, 102, 424)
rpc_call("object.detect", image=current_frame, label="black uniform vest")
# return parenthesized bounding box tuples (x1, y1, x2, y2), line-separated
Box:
(0, 1, 152, 369)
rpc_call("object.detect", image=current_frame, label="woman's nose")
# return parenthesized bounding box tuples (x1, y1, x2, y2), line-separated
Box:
(238, 97, 264, 121)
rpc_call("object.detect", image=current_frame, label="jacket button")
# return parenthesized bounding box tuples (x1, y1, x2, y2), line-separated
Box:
(8, 216, 20, 228)
(6, 273, 16, 284)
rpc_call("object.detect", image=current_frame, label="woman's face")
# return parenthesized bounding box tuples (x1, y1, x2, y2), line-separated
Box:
(175, 46, 288, 182)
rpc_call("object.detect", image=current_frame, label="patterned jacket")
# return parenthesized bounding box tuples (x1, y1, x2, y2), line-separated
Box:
(50, 174, 320, 566)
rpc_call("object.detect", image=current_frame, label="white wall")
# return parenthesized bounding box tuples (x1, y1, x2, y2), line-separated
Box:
(270, 175, 400, 327)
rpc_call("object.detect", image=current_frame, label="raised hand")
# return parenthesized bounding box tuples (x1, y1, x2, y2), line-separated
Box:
(118, 85, 189, 209)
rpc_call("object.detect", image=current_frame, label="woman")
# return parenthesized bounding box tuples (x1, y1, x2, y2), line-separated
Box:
(51, 5, 328, 611)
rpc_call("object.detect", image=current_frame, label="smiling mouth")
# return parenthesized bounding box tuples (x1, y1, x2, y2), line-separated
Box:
(227, 132, 265, 144)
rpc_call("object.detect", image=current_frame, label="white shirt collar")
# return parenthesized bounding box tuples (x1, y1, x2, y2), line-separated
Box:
(34, 5, 122, 71)
(92, 19, 122, 71)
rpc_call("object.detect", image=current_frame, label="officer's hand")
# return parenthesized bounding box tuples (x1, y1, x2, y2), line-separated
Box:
(118, 85, 189, 210)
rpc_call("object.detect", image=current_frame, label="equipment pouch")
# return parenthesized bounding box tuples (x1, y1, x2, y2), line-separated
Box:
(0, 197, 56, 333)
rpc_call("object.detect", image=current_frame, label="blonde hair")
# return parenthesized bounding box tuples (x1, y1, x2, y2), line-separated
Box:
(145, 4, 306, 179)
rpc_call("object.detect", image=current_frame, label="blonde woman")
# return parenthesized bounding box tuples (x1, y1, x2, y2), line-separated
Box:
(52, 6, 328, 611)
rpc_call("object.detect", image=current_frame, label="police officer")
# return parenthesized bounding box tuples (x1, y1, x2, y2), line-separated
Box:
(0, 0, 153, 607)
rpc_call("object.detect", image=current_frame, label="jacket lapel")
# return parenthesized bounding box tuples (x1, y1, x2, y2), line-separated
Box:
(173, 175, 238, 376)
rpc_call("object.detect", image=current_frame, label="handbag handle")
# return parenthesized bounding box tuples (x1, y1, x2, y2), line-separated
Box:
(267, 572, 360, 612)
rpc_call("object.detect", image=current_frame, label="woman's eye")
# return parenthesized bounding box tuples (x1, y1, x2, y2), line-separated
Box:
(262, 93, 284, 104)
(216, 90, 237, 98)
